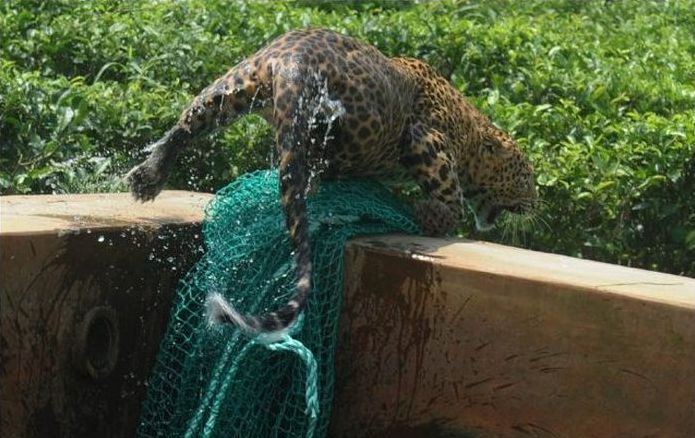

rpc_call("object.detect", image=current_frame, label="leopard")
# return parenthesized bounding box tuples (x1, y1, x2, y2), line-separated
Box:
(127, 28, 537, 341)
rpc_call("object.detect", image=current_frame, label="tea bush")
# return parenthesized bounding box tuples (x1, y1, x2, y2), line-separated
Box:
(1, 0, 693, 276)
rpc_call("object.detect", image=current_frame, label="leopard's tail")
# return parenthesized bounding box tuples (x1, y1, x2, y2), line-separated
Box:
(206, 68, 315, 343)
(205, 202, 311, 344)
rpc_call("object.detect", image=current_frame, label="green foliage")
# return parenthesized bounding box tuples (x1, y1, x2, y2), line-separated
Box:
(1, 0, 693, 276)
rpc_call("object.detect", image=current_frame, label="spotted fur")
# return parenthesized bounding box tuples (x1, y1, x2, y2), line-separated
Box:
(127, 29, 537, 339)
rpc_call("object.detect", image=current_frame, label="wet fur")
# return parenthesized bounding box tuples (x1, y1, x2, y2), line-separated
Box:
(127, 28, 536, 338)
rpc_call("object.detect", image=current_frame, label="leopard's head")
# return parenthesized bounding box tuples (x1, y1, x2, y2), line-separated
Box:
(461, 127, 537, 231)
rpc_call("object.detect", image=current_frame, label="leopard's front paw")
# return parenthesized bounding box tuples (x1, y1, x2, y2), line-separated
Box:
(126, 162, 166, 202)
(414, 199, 460, 237)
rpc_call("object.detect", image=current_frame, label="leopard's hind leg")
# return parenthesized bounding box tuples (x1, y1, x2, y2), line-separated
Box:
(128, 60, 270, 201)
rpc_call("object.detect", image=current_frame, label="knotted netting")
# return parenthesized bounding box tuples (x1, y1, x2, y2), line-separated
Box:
(137, 169, 418, 438)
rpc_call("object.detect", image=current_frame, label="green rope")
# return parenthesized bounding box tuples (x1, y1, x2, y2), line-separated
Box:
(266, 335, 320, 438)
(184, 328, 319, 438)
(183, 334, 250, 438)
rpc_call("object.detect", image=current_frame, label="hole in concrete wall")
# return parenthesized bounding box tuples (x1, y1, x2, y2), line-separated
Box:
(74, 306, 120, 380)
(86, 314, 114, 371)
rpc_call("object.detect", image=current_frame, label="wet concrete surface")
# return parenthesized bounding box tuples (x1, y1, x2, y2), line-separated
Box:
(1, 191, 211, 438)
(3, 194, 694, 437)
(331, 236, 695, 438)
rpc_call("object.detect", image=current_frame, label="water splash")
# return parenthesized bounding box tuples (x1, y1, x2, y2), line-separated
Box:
(301, 72, 346, 194)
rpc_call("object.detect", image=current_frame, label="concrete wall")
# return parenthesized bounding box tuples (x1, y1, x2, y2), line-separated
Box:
(1, 192, 211, 438)
(331, 236, 695, 438)
(3, 193, 694, 438)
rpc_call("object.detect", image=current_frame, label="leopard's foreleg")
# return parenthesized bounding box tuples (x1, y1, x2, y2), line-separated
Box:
(401, 123, 463, 236)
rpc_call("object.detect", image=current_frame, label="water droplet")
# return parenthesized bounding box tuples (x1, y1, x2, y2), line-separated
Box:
(97, 235, 105, 243)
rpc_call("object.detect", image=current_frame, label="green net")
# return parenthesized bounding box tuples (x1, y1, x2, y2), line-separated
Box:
(138, 169, 418, 438)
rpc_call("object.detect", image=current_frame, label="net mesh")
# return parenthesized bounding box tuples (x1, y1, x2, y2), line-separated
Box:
(138, 169, 418, 438)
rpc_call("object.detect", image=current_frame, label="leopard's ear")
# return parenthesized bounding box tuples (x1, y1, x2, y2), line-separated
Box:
(478, 128, 516, 158)
(478, 135, 511, 158)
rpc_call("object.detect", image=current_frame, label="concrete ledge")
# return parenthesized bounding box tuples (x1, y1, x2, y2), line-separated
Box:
(332, 235, 695, 438)
(1, 190, 210, 235)
(1, 191, 212, 438)
(4, 193, 694, 437)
